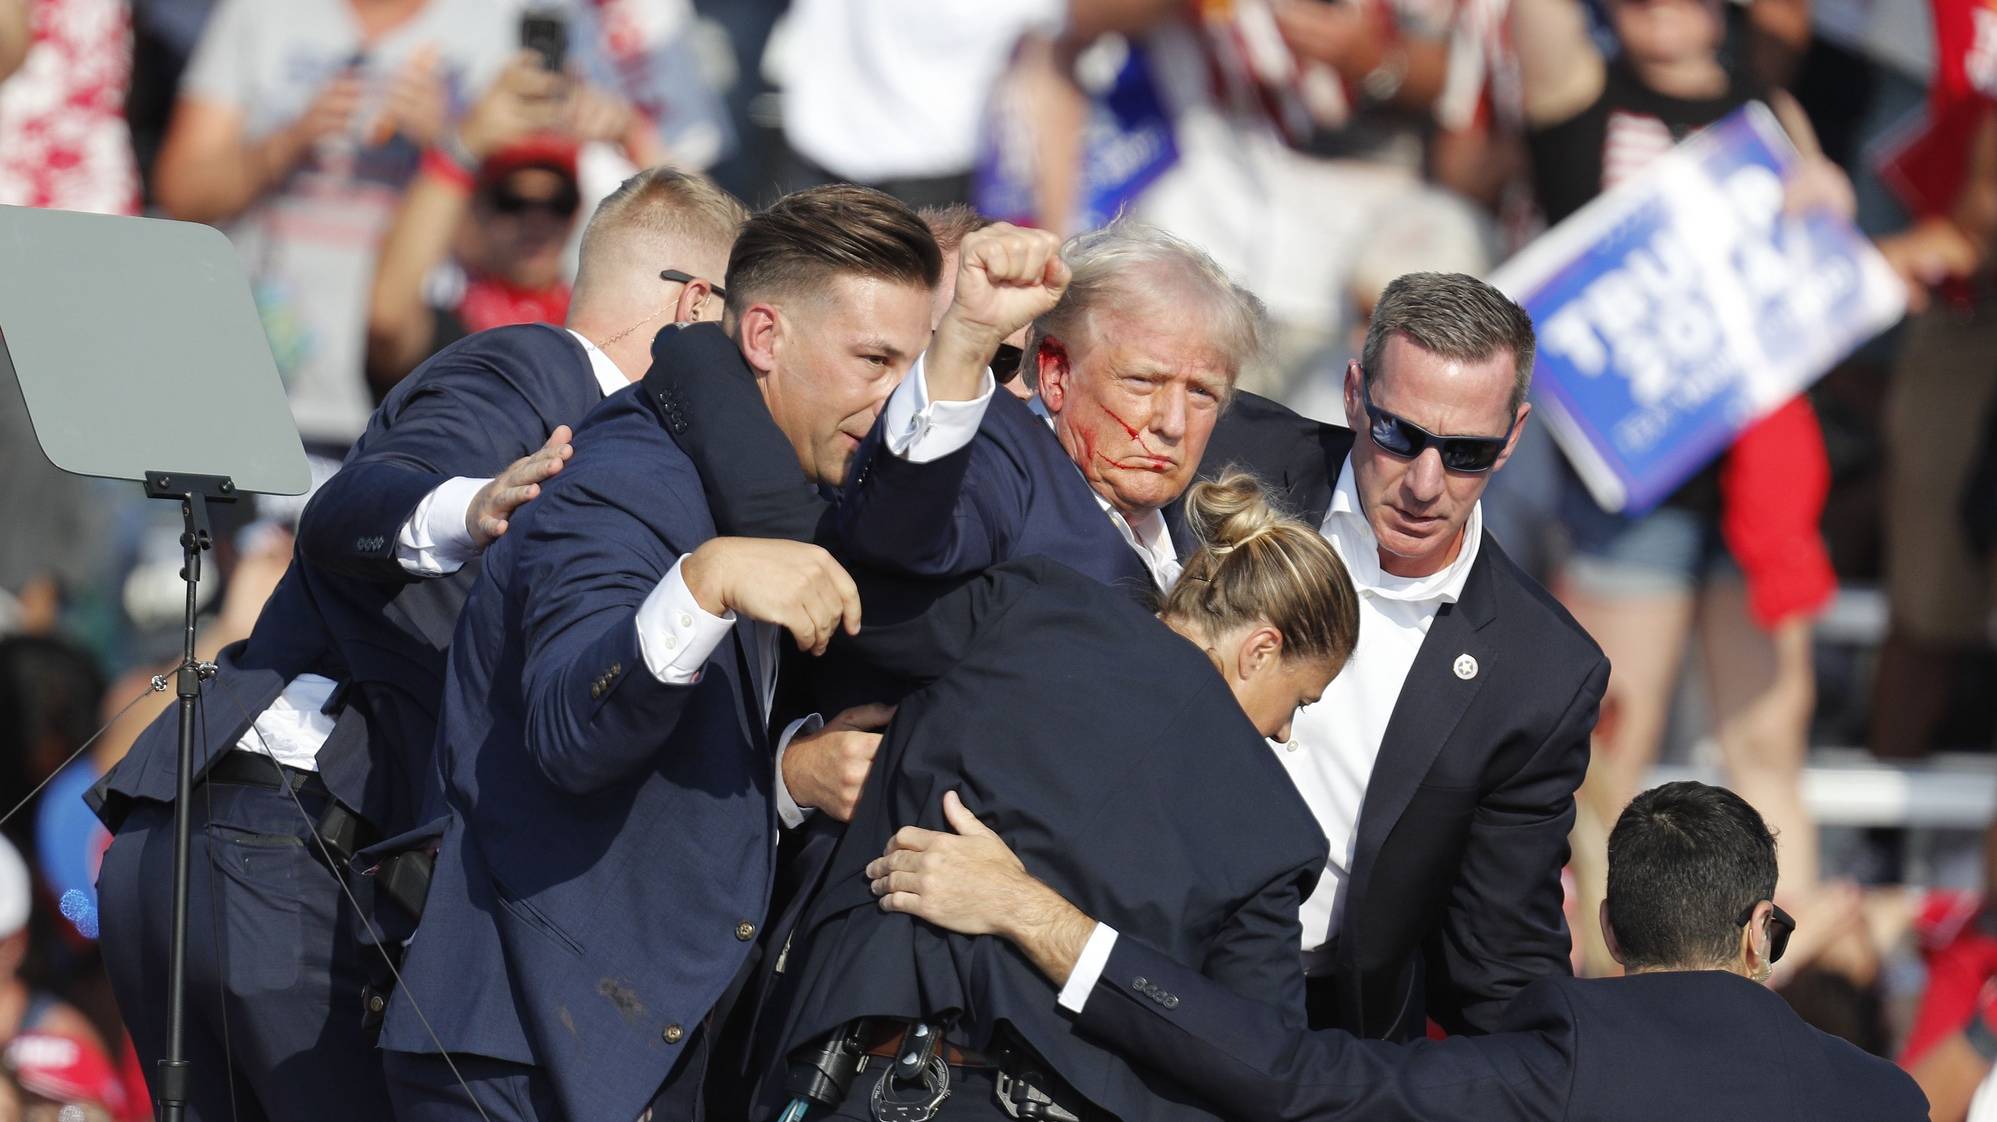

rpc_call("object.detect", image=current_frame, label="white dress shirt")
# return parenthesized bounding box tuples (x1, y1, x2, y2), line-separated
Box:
(1060, 455, 1485, 1009)
(240, 330, 630, 772)
(1280, 456, 1482, 971)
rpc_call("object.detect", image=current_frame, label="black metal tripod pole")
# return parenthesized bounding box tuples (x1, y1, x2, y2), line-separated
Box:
(145, 472, 236, 1122)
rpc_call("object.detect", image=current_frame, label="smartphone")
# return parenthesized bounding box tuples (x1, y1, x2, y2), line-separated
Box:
(520, 10, 567, 73)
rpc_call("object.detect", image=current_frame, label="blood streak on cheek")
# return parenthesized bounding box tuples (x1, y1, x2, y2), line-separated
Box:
(1076, 421, 1147, 473)
(1099, 403, 1168, 464)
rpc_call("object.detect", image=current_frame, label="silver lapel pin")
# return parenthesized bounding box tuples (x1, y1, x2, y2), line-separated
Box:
(1454, 653, 1479, 681)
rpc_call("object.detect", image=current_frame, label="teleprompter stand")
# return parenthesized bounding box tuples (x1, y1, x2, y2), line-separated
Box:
(143, 472, 238, 1120)
(0, 204, 310, 1121)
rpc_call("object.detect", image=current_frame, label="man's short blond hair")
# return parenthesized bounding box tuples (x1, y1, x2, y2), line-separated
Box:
(574, 168, 748, 302)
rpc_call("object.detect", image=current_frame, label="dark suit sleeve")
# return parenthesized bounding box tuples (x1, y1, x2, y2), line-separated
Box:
(512, 468, 712, 796)
(1198, 865, 1316, 1029)
(1076, 936, 1567, 1122)
(834, 422, 1027, 579)
(831, 563, 1030, 685)
(296, 348, 558, 583)
(1425, 657, 1608, 1035)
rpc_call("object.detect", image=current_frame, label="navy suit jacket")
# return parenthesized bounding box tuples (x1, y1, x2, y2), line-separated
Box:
(756, 559, 1327, 1122)
(90, 323, 606, 837)
(1184, 392, 1609, 1041)
(1075, 935, 1929, 1122)
(835, 389, 1155, 606)
(378, 383, 777, 1122)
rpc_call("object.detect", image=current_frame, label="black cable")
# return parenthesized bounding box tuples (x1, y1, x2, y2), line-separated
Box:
(0, 678, 166, 833)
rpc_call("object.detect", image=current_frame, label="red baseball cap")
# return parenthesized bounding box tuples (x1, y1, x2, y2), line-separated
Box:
(7, 1031, 124, 1113)
(477, 134, 581, 192)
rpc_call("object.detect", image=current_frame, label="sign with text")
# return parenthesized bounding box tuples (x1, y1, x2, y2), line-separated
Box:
(1489, 103, 1905, 515)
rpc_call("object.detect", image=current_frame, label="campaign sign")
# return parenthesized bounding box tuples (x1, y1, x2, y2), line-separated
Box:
(975, 36, 1179, 231)
(1488, 103, 1904, 515)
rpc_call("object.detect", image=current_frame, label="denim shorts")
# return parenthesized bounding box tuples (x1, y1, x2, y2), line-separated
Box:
(1561, 477, 1735, 599)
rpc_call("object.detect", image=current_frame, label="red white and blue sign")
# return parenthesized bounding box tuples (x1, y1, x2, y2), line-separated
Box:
(1489, 104, 1905, 515)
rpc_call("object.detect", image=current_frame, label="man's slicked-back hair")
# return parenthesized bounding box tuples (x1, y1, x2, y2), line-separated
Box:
(725, 184, 942, 320)
(1021, 219, 1266, 391)
(1361, 272, 1537, 415)
(1606, 781, 1779, 971)
(574, 167, 748, 300)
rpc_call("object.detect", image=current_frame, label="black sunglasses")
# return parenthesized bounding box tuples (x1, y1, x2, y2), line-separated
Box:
(660, 269, 725, 301)
(1735, 901, 1796, 964)
(1361, 379, 1517, 473)
(491, 186, 580, 218)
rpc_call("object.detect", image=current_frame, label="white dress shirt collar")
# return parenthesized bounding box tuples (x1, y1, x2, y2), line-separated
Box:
(566, 328, 630, 398)
(1320, 454, 1481, 606)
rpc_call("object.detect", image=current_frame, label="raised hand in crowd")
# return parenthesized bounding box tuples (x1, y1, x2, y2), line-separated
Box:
(927, 223, 1071, 402)
(782, 703, 898, 822)
(680, 538, 863, 657)
(156, 63, 366, 224)
(375, 44, 449, 148)
(456, 51, 568, 163)
(465, 425, 574, 550)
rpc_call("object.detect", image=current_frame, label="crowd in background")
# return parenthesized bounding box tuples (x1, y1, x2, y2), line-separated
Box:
(0, 0, 1992, 1117)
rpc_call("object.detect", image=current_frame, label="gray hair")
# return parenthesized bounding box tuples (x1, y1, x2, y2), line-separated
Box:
(1020, 220, 1267, 391)
(1361, 272, 1536, 416)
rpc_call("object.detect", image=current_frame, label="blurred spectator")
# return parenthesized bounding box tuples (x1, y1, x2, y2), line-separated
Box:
(4, 1033, 122, 1122)
(0, 841, 101, 1061)
(1866, 0, 1997, 759)
(0, 639, 103, 865)
(1511, 0, 1849, 973)
(0, 0, 139, 214)
(366, 54, 591, 393)
(776, 0, 1071, 208)
(1071, 0, 1478, 399)
(150, 0, 523, 454)
(124, 0, 217, 201)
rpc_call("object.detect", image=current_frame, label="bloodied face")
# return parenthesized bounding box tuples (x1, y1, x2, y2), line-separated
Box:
(1035, 299, 1234, 518)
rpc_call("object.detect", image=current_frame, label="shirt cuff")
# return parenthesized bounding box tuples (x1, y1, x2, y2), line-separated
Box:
(1056, 922, 1120, 1014)
(634, 558, 737, 685)
(395, 476, 489, 576)
(773, 712, 826, 829)
(881, 352, 995, 463)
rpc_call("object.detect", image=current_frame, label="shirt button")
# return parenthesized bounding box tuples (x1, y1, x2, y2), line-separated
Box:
(736, 920, 756, 941)
(663, 635, 678, 650)
(662, 1024, 684, 1044)
(677, 613, 693, 629)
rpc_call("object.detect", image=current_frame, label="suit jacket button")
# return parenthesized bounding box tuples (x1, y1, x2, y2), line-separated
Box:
(590, 683, 603, 699)
(611, 662, 622, 677)
(663, 1024, 684, 1044)
(1163, 995, 1180, 1009)
(736, 921, 755, 941)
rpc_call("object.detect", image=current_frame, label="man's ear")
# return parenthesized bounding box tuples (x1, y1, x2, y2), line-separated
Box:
(674, 278, 721, 325)
(1741, 899, 1775, 979)
(1599, 900, 1628, 971)
(1342, 359, 1366, 432)
(737, 303, 780, 376)
(1036, 337, 1072, 411)
(1490, 400, 1532, 474)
